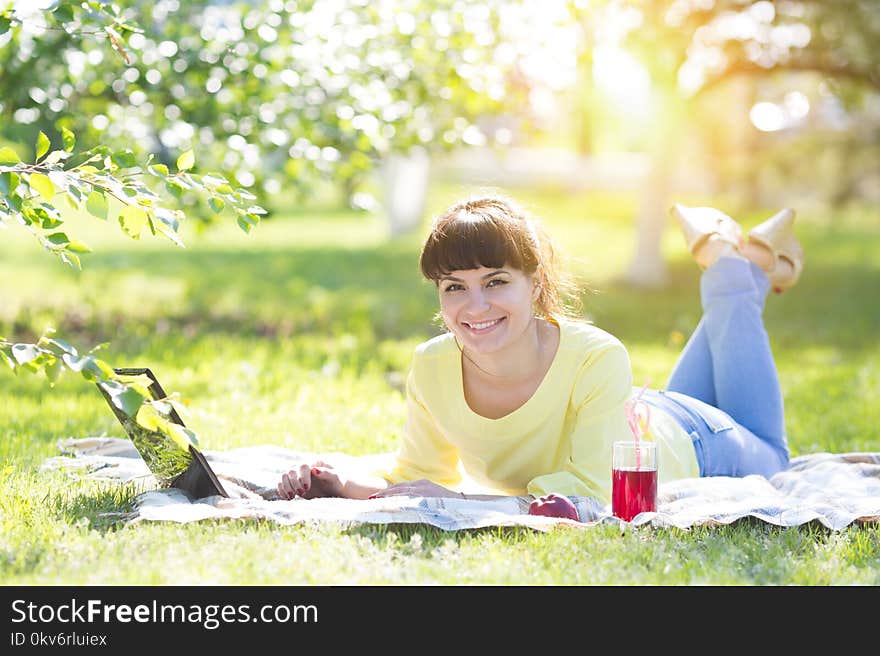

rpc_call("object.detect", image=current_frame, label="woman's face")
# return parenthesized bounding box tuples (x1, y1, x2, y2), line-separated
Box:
(438, 265, 539, 356)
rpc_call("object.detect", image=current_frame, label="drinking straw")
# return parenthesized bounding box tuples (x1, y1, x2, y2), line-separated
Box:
(624, 380, 651, 469)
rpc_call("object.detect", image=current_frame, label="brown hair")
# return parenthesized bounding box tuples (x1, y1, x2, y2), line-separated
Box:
(419, 195, 582, 319)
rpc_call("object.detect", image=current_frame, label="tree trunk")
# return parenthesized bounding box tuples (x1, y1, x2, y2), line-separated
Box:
(625, 152, 671, 288)
(624, 89, 688, 289)
(381, 146, 430, 238)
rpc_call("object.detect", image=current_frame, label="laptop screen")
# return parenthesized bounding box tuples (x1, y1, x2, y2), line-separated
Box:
(96, 368, 228, 499)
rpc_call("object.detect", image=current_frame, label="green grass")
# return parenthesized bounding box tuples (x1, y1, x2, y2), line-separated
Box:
(1, 184, 878, 585)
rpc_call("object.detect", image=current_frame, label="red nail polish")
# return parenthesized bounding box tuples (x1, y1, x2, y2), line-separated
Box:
(368, 495, 377, 499)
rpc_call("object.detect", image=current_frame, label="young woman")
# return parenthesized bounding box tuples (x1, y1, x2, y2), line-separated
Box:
(276, 196, 804, 505)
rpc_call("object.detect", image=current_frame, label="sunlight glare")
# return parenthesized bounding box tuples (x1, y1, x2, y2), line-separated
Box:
(593, 45, 652, 114)
(750, 102, 786, 132)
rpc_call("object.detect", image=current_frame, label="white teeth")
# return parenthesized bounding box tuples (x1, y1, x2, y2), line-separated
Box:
(466, 318, 502, 330)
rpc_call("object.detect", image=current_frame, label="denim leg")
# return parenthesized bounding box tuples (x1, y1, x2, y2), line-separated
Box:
(666, 317, 716, 407)
(697, 256, 788, 461)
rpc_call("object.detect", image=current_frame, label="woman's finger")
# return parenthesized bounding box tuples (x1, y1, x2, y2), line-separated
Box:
(298, 463, 312, 494)
(372, 484, 406, 498)
(281, 471, 299, 497)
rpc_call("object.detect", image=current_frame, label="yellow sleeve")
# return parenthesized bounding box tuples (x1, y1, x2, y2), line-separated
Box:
(383, 370, 462, 488)
(525, 342, 632, 505)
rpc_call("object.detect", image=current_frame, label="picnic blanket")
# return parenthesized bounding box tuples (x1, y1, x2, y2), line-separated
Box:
(42, 437, 880, 532)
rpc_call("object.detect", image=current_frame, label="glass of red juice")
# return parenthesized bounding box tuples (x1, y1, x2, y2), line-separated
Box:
(612, 441, 658, 521)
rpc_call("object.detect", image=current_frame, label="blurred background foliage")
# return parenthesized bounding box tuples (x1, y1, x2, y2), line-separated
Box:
(1, 0, 876, 286)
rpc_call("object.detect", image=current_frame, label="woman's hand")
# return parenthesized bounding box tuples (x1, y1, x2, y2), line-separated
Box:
(276, 461, 389, 500)
(369, 479, 461, 499)
(277, 460, 344, 500)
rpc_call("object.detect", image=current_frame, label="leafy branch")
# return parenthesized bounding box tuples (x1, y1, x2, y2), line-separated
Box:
(0, 129, 266, 269)
(0, 0, 142, 63)
(1, 3, 254, 465)
(0, 327, 201, 462)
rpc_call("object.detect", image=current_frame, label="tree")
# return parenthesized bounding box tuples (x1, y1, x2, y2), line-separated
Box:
(1, 0, 538, 233)
(0, 1, 266, 447)
(0, 1, 266, 266)
(571, 0, 880, 287)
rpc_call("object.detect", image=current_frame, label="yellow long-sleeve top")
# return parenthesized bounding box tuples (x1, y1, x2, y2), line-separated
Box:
(382, 317, 700, 504)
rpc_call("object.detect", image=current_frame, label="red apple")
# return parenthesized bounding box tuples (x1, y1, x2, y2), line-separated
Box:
(528, 493, 580, 522)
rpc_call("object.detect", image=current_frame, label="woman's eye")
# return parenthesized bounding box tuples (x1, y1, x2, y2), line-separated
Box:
(443, 284, 464, 292)
(487, 278, 507, 287)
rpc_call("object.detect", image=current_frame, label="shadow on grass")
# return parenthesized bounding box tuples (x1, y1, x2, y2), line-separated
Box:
(347, 522, 542, 547)
(7, 243, 441, 345)
(6, 213, 879, 360)
(596, 258, 880, 356)
(49, 481, 141, 533)
(10, 246, 879, 357)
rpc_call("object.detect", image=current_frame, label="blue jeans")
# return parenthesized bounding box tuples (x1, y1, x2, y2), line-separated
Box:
(643, 256, 790, 478)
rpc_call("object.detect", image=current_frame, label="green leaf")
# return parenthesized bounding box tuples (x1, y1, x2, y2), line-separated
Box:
(237, 214, 259, 233)
(29, 173, 55, 200)
(41, 214, 63, 229)
(167, 423, 199, 449)
(99, 379, 148, 418)
(45, 357, 63, 384)
(43, 150, 66, 166)
(148, 163, 169, 176)
(61, 127, 76, 152)
(0, 345, 15, 370)
(0, 147, 21, 165)
(116, 386, 147, 418)
(134, 403, 164, 431)
(61, 352, 94, 374)
(118, 205, 147, 238)
(0, 171, 19, 194)
(67, 182, 82, 204)
(83, 357, 115, 381)
(59, 251, 82, 270)
(53, 4, 74, 23)
(85, 191, 108, 220)
(0, 17, 12, 36)
(43, 338, 77, 355)
(110, 150, 137, 168)
(12, 343, 41, 365)
(36, 131, 51, 160)
(66, 240, 92, 254)
(165, 180, 184, 198)
(208, 197, 225, 214)
(177, 149, 195, 171)
(8, 193, 23, 212)
(46, 232, 70, 247)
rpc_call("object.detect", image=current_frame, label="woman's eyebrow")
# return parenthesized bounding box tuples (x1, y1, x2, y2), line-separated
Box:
(441, 270, 509, 283)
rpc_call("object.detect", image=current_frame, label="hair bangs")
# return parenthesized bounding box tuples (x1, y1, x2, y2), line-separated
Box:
(420, 211, 527, 281)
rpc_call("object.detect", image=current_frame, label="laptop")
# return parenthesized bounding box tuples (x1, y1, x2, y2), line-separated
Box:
(95, 367, 229, 499)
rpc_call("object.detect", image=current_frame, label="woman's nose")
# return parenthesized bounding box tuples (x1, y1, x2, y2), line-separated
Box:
(465, 289, 490, 312)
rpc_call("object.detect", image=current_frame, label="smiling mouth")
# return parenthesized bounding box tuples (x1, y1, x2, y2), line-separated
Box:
(462, 317, 505, 333)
